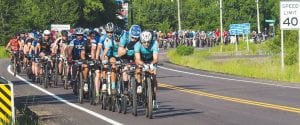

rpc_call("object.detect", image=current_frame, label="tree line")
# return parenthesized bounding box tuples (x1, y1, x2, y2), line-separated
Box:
(0, 0, 124, 45)
(130, 0, 279, 32)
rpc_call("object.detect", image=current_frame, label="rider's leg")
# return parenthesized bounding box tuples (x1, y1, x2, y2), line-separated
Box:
(94, 70, 101, 96)
(135, 67, 142, 94)
(109, 57, 117, 93)
(58, 61, 63, 75)
(122, 65, 129, 94)
(82, 64, 89, 81)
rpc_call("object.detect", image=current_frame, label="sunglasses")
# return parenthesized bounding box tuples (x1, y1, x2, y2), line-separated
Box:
(141, 41, 150, 44)
(107, 31, 114, 34)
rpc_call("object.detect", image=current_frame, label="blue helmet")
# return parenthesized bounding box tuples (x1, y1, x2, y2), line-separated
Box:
(129, 25, 141, 38)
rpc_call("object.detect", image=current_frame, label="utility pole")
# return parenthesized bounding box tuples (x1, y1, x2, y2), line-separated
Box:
(220, 0, 223, 52)
(177, 0, 181, 31)
(256, 0, 261, 33)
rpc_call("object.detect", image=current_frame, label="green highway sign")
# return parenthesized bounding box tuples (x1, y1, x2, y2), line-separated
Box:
(265, 20, 275, 23)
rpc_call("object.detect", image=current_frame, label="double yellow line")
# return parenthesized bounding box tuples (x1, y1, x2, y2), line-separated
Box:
(159, 83, 300, 114)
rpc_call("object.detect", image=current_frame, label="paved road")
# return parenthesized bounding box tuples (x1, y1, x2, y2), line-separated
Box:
(2, 51, 300, 125)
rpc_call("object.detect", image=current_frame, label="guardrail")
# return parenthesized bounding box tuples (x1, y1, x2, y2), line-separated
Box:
(0, 76, 15, 125)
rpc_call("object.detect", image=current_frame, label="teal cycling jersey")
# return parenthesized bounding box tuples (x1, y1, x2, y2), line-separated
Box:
(120, 32, 137, 57)
(134, 41, 159, 61)
(104, 37, 119, 57)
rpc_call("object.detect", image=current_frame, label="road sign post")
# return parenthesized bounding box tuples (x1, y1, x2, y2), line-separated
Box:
(280, 1, 300, 71)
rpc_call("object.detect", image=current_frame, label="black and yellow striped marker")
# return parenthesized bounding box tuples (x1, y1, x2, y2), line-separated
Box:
(0, 77, 14, 125)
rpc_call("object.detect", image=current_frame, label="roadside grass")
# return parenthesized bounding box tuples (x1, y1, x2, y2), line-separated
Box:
(0, 46, 9, 59)
(167, 41, 300, 83)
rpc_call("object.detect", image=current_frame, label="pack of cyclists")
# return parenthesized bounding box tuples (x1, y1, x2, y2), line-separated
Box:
(5, 23, 159, 118)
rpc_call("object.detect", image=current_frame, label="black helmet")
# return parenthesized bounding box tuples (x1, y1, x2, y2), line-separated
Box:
(61, 30, 68, 37)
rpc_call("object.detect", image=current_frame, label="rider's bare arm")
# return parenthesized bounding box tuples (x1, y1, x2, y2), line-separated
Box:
(151, 53, 158, 64)
(118, 46, 126, 57)
(134, 52, 144, 65)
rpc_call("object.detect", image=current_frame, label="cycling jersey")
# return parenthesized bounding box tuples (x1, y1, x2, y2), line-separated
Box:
(134, 41, 159, 62)
(104, 37, 119, 58)
(120, 31, 137, 59)
(82, 39, 96, 60)
(39, 38, 52, 54)
(9, 38, 20, 51)
(69, 38, 87, 60)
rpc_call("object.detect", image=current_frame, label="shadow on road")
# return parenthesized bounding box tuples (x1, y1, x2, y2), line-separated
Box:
(153, 103, 203, 119)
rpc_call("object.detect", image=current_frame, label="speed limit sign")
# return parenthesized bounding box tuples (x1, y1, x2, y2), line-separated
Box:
(280, 1, 300, 30)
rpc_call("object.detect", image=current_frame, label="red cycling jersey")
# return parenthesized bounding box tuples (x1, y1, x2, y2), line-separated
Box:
(9, 38, 20, 51)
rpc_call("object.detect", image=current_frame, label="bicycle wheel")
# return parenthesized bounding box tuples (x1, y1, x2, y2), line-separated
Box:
(44, 65, 48, 89)
(116, 74, 122, 113)
(78, 72, 84, 104)
(146, 76, 153, 119)
(63, 63, 68, 89)
(101, 92, 107, 110)
(54, 60, 58, 86)
(90, 72, 95, 105)
(13, 57, 16, 76)
(131, 76, 137, 116)
(121, 95, 127, 114)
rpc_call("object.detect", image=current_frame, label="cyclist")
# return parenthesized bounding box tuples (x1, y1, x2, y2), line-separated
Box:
(52, 30, 69, 75)
(134, 31, 159, 107)
(31, 35, 40, 81)
(67, 28, 87, 86)
(23, 33, 34, 68)
(80, 30, 97, 92)
(101, 22, 119, 94)
(6, 33, 21, 63)
(35, 30, 54, 80)
(118, 25, 141, 94)
(94, 28, 106, 102)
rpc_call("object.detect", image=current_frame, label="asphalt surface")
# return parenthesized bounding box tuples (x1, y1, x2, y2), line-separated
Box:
(2, 51, 300, 125)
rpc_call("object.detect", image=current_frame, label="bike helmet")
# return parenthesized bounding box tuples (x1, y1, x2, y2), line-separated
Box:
(61, 30, 68, 37)
(93, 28, 100, 33)
(140, 31, 152, 43)
(43, 30, 51, 35)
(129, 25, 141, 38)
(105, 22, 115, 32)
(75, 28, 84, 35)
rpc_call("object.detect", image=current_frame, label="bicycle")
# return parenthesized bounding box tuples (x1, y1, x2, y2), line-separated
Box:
(52, 54, 60, 86)
(9, 51, 21, 76)
(138, 64, 156, 119)
(25, 54, 34, 80)
(41, 55, 52, 89)
(61, 57, 70, 89)
(100, 60, 122, 112)
(70, 60, 84, 103)
(120, 60, 137, 115)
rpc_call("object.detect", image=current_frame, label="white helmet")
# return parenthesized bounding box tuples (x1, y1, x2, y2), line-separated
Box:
(43, 30, 51, 35)
(140, 31, 152, 43)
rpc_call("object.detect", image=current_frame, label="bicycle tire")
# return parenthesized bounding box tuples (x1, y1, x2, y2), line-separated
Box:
(44, 64, 48, 89)
(54, 59, 58, 86)
(131, 76, 137, 116)
(13, 57, 16, 76)
(146, 76, 153, 119)
(79, 71, 84, 104)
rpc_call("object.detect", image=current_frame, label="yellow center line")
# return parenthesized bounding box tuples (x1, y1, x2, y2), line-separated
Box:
(159, 83, 300, 114)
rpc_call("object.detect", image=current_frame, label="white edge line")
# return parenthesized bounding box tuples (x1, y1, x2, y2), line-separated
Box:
(7, 65, 123, 125)
(158, 66, 300, 89)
